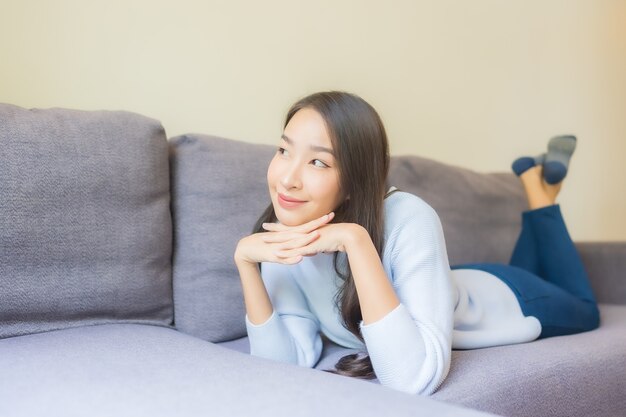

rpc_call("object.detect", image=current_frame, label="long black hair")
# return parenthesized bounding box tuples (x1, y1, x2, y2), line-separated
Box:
(254, 91, 390, 379)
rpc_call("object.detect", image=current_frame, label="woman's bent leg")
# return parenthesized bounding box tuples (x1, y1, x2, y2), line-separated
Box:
(509, 213, 540, 275)
(513, 204, 597, 303)
(453, 204, 600, 339)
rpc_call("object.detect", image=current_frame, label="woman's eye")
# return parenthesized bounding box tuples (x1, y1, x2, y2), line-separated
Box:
(278, 147, 289, 156)
(312, 159, 329, 168)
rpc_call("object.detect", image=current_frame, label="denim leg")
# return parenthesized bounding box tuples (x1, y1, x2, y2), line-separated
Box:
(451, 204, 600, 339)
(509, 213, 541, 276)
(451, 263, 600, 338)
(513, 204, 597, 303)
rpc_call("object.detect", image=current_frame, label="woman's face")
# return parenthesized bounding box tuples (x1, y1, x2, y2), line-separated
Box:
(267, 107, 344, 227)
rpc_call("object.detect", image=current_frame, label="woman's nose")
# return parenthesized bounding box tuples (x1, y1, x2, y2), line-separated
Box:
(280, 162, 302, 190)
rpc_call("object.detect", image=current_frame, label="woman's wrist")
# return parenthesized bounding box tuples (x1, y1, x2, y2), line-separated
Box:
(342, 223, 370, 253)
(234, 235, 262, 268)
(234, 255, 258, 272)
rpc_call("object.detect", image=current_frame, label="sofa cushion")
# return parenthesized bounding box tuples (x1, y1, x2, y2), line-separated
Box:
(225, 303, 621, 417)
(432, 303, 626, 417)
(0, 104, 173, 339)
(221, 303, 626, 417)
(169, 134, 275, 342)
(0, 324, 490, 417)
(388, 156, 527, 265)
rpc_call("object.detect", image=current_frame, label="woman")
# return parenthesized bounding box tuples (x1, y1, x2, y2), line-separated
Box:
(234, 91, 600, 395)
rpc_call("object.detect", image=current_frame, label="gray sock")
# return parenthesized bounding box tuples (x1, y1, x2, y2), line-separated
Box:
(534, 153, 546, 165)
(546, 135, 577, 166)
(543, 135, 577, 184)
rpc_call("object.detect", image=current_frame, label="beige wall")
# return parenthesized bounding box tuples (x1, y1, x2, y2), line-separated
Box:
(2, 0, 625, 241)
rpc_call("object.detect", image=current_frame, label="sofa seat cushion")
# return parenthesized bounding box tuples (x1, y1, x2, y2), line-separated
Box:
(0, 324, 489, 417)
(219, 304, 626, 417)
(434, 303, 626, 417)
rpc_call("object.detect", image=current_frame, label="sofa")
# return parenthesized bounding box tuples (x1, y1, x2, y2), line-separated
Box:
(0, 103, 624, 417)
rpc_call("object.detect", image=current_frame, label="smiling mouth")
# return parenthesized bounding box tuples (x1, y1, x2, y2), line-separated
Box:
(278, 193, 307, 209)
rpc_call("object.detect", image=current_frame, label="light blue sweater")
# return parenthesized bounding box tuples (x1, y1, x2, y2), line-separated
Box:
(246, 191, 541, 395)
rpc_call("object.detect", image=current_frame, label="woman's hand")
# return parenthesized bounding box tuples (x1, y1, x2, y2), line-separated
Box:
(261, 215, 366, 260)
(234, 212, 335, 266)
(263, 217, 400, 326)
(238, 211, 400, 328)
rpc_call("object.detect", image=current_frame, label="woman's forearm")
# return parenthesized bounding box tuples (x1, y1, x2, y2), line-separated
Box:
(236, 260, 274, 325)
(344, 225, 400, 325)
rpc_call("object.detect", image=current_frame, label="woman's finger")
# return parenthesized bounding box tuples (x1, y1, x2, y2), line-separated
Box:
(274, 231, 319, 251)
(276, 255, 304, 265)
(261, 231, 312, 244)
(263, 212, 334, 233)
(275, 242, 321, 259)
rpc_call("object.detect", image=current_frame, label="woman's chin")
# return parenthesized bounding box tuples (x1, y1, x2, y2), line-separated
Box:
(275, 214, 306, 227)
(274, 209, 311, 227)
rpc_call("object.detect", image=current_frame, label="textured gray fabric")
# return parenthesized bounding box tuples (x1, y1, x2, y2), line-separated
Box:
(0, 103, 173, 339)
(576, 242, 626, 305)
(435, 303, 626, 417)
(217, 334, 251, 354)
(388, 156, 527, 265)
(0, 324, 493, 417)
(221, 304, 626, 417)
(222, 304, 622, 417)
(169, 134, 276, 342)
(218, 335, 362, 373)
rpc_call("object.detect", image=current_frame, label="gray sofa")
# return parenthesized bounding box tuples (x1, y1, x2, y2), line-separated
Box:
(0, 104, 624, 417)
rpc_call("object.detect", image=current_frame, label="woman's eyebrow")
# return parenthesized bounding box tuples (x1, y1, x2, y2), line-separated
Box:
(281, 134, 334, 156)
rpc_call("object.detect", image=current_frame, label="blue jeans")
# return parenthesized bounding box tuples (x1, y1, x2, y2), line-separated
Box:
(452, 204, 600, 339)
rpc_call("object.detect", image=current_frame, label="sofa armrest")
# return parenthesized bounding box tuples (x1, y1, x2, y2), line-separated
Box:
(576, 241, 626, 305)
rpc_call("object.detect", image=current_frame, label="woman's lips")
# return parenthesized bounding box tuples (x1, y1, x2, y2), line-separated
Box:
(278, 193, 307, 209)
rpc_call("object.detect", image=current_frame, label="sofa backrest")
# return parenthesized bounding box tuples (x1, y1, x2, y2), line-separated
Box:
(0, 104, 174, 339)
(168, 134, 526, 343)
(389, 155, 526, 265)
(169, 134, 274, 342)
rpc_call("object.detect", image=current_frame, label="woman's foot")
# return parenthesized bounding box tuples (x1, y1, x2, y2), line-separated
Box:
(519, 166, 562, 210)
(511, 135, 576, 209)
(511, 135, 576, 183)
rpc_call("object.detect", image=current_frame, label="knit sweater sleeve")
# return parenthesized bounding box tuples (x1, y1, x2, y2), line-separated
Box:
(245, 262, 323, 368)
(359, 193, 454, 395)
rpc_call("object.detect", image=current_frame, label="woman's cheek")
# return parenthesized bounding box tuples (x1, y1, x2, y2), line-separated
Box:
(266, 156, 280, 185)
